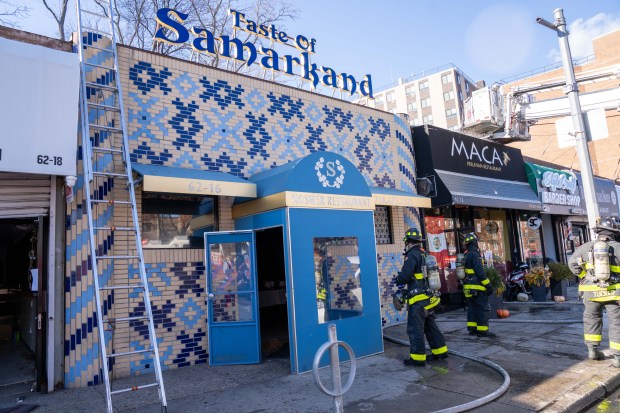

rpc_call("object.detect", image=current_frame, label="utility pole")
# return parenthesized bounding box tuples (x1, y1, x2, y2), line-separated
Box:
(536, 8, 599, 239)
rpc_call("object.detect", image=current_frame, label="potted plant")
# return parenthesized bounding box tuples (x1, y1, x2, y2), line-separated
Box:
(525, 266, 550, 302)
(485, 266, 506, 318)
(548, 262, 573, 301)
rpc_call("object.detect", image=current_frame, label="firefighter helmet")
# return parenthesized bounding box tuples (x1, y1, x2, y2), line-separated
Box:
(403, 227, 424, 243)
(463, 232, 478, 246)
(594, 216, 620, 236)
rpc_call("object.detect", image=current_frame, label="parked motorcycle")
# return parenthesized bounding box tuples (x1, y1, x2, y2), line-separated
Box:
(505, 263, 532, 301)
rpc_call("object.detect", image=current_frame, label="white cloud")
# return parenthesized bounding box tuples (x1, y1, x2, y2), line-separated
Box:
(547, 12, 620, 62)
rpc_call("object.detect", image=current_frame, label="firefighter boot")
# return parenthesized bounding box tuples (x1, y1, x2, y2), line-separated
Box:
(614, 355, 620, 368)
(588, 346, 604, 360)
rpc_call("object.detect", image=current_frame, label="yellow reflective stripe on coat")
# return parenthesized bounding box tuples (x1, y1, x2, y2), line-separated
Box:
(481, 279, 490, 286)
(467, 322, 477, 327)
(584, 334, 602, 342)
(424, 296, 440, 310)
(578, 283, 620, 291)
(612, 265, 620, 273)
(611, 341, 620, 350)
(578, 270, 586, 279)
(465, 268, 475, 274)
(414, 273, 424, 280)
(411, 353, 426, 361)
(431, 346, 448, 355)
(463, 284, 486, 291)
(408, 293, 431, 305)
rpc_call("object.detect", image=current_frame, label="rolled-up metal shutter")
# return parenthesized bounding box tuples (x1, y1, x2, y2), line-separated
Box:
(0, 172, 51, 218)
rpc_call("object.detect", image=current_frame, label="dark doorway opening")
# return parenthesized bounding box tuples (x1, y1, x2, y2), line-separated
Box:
(255, 227, 288, 360)
(0, 219, 39, 392)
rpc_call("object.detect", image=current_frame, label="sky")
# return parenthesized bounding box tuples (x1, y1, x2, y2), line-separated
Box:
(6, 0, 620, 93)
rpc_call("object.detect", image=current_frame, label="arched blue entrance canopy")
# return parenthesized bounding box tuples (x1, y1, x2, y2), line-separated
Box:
(233, 151, 384, 374)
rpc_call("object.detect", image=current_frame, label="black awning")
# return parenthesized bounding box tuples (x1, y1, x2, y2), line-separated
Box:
(434, 169, 542, 211)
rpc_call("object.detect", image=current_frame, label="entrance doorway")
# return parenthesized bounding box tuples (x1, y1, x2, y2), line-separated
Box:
(0, 219, 43, 392)
(255, 227, 289, 361)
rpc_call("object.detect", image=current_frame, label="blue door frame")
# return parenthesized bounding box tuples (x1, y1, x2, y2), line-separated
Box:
(204, 231, 261, 365)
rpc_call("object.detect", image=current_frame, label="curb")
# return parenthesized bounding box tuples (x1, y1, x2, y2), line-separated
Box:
(543, 366, 620, 412)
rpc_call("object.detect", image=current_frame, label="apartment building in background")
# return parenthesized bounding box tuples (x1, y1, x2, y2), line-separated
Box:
(358, 64, 479, 130)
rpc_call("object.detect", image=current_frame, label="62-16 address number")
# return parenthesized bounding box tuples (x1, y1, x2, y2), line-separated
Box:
(37, 155, 63, 166)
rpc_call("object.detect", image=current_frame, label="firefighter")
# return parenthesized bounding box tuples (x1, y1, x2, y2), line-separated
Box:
(462, 232, 495, 337)
(395, 227, 448, 366)
(568, 216, 620, 366)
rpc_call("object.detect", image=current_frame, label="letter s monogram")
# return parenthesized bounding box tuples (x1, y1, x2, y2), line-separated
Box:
(326, 161, 336, 177)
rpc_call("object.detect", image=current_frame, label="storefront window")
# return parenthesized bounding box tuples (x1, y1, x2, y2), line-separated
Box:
(314, 237, 363, 323)
(518, 213, 544, 267)
(374, 206, 392, 244)
(142, 193, 217, 249)
(424, 209, 458, 292)
(473, 208, 509, 277)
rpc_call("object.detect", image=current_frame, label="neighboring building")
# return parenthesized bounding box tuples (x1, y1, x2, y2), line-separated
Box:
(358, 64, 478, 131)
(501, 29, 620, 182)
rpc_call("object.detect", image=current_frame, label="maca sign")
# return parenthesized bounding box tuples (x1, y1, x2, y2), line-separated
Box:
(153, 8, 373, 98)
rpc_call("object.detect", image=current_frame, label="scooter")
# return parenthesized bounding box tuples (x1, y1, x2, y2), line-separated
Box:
(505, 263, 531, 301)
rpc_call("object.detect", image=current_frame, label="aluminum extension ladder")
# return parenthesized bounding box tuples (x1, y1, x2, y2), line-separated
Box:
(75, 1, 167, 412)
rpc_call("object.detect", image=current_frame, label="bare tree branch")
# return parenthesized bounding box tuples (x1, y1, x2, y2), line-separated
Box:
(0, 0, 29, 28)
(42, 0, 69, 41)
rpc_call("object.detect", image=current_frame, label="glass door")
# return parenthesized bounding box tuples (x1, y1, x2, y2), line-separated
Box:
(205, 231, 260, 365)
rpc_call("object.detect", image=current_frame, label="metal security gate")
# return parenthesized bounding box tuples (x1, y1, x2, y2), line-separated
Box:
(0, 173, 51, 218)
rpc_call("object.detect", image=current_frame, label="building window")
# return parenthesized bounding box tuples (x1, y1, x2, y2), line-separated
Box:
(407, 102, 416, 112)
(386, 93, 395, 102)
(374, 96, 384, 106)
(411, 118, 420, 126)
(443, 91, 455, 101)
(455, 73, 461, 84)
(314, 237, 363, 323)
(142, 193, 217, 248)
(448, 125, 460, 131)
(421, 98, 431, 108)
(441, 74, 450, 84)
(405, 86, 415, 96)
(446, 108, 457, 118)
(423, 114, 433, 125)
(374, 206, 393, 244)
(459, 91, 463, 101)
(465, 82, 470, 92)
(419, 80, 429, 91)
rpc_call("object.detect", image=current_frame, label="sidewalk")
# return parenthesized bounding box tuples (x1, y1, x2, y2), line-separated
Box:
(2, 285, 619, 412)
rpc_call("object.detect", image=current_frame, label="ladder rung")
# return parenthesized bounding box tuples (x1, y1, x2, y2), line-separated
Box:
(87, 103, 121, 112)
(80, 9, 108, 19)
(85, 82, 118, 92)
(103, 315, 149, 324)
(82, 27, 113, 37)
(99, 284, 144, 291)
(92, 147, 123, 154)
(85, 61, 116, 71)
(91, 200, 132, 206)
(109, 348, 153, 359)
(96, 255, 139, 260)
(110, 382, 159, 395)
(93, 226, 135, 231)
(81, 43, 114, 54)
(92, 171, 128, 178)
(90, 124, 122, 133)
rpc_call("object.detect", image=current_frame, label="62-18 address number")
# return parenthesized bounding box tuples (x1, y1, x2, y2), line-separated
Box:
(37, 155, 63, 166)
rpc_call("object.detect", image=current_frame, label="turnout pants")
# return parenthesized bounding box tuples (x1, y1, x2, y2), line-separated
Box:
(466, 293, 491, 335)
(583, 299, 620, 354)
(407, 303, 448, 362)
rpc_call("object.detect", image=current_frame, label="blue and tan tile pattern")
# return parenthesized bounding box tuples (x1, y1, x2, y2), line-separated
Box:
(64, 34, 421, 387)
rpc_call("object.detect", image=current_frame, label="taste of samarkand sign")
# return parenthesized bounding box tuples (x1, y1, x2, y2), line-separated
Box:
(154, 8, 374, 98)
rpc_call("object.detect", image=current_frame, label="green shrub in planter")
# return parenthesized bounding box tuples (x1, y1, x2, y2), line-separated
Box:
(485, 266, 505, 297)
(548, 262, 573, 282)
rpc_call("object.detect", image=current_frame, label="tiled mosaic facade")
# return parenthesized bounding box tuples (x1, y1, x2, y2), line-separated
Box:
(64, 33, 421, 387)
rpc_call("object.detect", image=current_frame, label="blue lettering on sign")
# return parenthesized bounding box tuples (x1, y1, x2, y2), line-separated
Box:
(153, 8, 373, 98)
